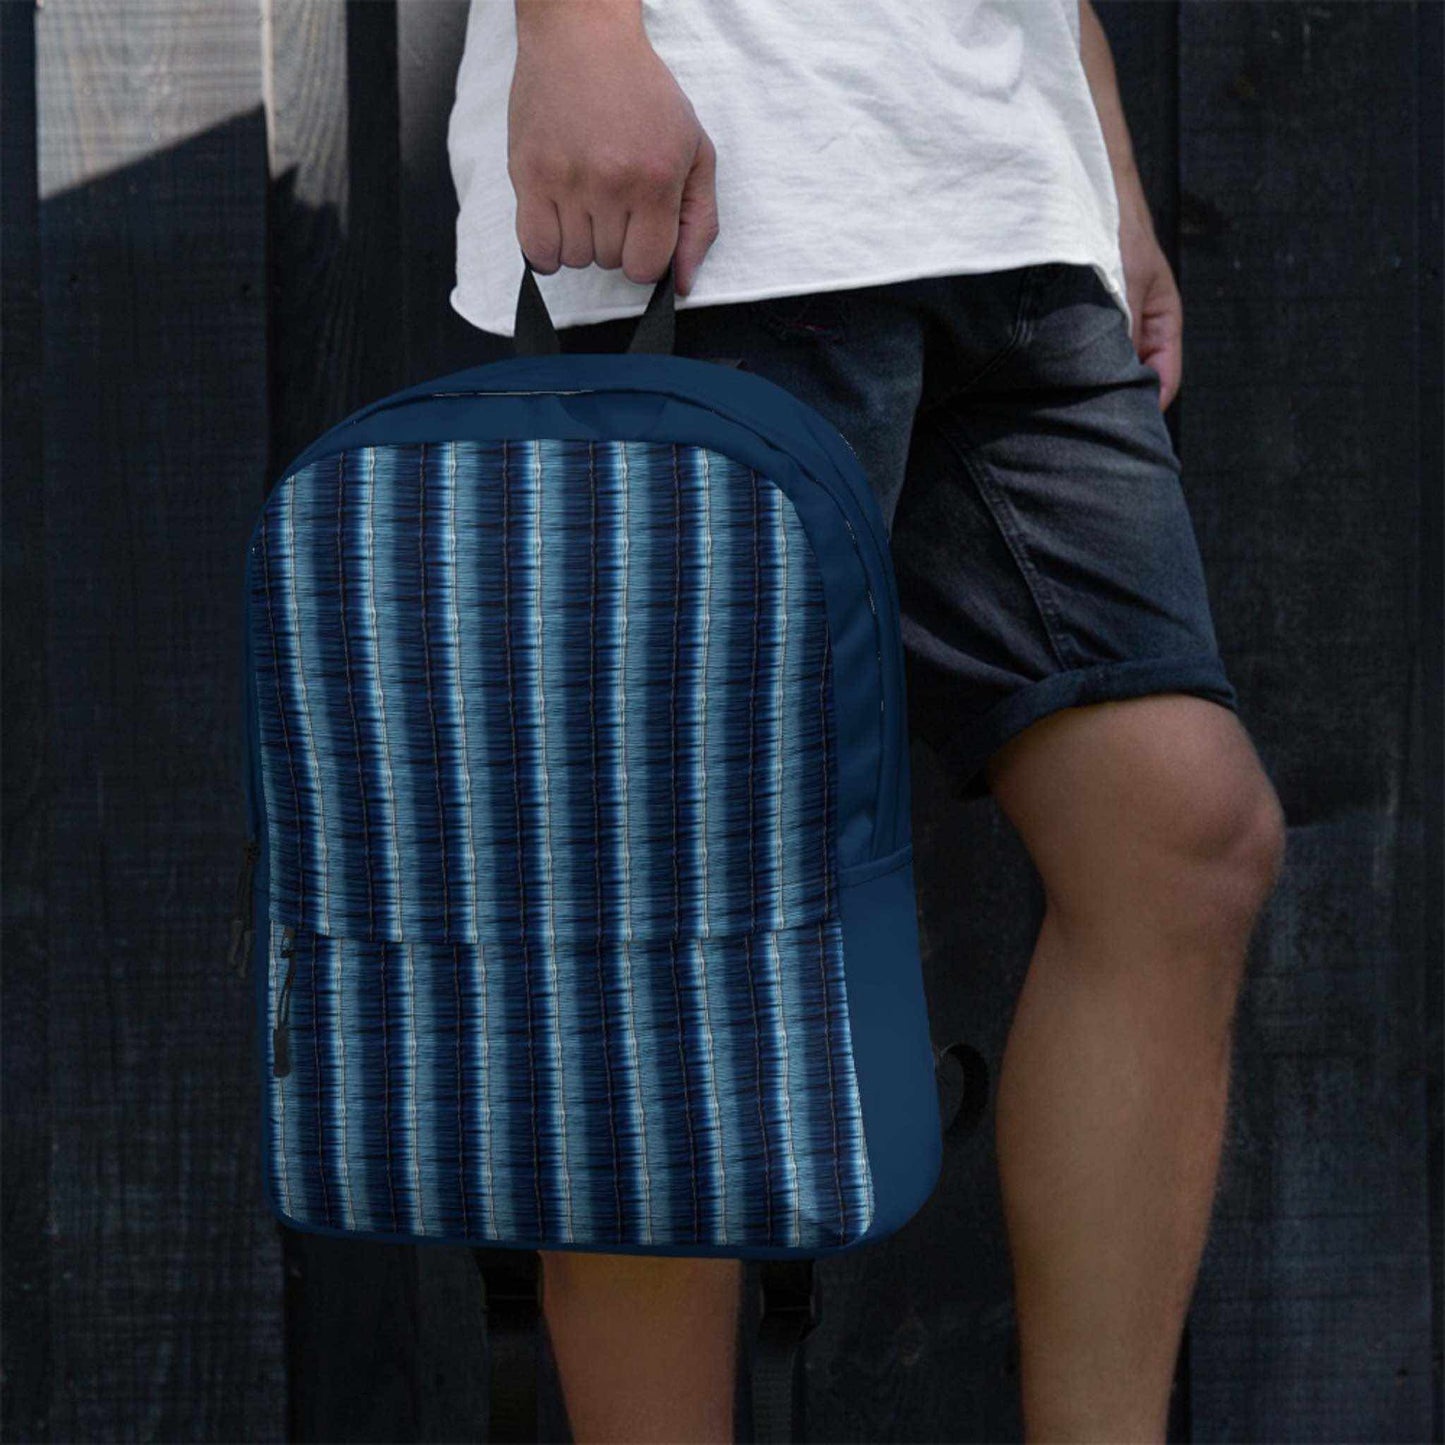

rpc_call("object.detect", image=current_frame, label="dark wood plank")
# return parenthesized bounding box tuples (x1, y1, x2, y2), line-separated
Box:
(265, 0, 404, 477)
(267, 6, 495, 1440)
(1, 2, 53, 1434)
(32, 1, 282, 1437)
(1176, 3, 1435, 1438)
(397, 0, 488, 380)
(1418, 1, 1444, 1432)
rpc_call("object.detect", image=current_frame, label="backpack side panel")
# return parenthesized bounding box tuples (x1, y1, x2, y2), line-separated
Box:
(833, 847, 942, 1248)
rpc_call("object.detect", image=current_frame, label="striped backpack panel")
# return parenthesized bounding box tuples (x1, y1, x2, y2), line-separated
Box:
(241, 352, 942, 1261)
(255, 441, 836, 946)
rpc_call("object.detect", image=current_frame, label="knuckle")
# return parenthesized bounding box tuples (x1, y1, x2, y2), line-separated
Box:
(628, 155, 684, 197)
(591, 152, 637, 191)
(623, 255, 668, 285)
(510, 149, 571, 192)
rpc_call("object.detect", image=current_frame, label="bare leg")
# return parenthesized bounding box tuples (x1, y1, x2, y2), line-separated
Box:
(984, 695, 1286, 1443)
(539, 1250, 742, 1444)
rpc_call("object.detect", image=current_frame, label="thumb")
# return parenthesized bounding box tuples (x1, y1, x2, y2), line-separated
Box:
(674, 131, 719, 297)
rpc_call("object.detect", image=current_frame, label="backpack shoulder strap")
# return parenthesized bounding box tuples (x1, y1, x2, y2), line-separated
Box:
(475, 1248, 542, 1443)
(753, 1260, 818, 1444)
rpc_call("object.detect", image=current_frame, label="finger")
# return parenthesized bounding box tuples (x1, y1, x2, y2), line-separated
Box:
(1138, 305, 1182, 412)
(620, 204, 679, 286)
(674, 132, 719, 296)
(516, 192, 562, 274)
(590, 208, 628, 271)
(556, 201, 595, 270)
(1155, 341, 1182, 411)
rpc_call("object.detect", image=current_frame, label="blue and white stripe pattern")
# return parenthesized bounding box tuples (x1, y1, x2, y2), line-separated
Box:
(251, 439, 874, 1249)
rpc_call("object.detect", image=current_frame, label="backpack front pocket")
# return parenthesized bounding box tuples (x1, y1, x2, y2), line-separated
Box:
(262, 916, 874, 1251)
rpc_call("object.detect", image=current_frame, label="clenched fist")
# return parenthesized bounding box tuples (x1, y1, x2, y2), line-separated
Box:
(508, 0, 719, 295)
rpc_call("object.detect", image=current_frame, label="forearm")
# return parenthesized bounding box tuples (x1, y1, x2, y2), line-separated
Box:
(1077, 0, 1141, 192)
(1078, 0, 1164, 268)
(1077, 1, 1182, 399)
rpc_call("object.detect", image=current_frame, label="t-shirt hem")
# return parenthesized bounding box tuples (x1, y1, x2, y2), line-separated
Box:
(451, 248, 1132, 341)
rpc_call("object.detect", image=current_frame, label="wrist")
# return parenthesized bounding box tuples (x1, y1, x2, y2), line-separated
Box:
(515, 0, 645, 48)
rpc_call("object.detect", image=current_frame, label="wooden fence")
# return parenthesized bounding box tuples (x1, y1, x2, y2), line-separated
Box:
(2, 1, 1439, 1440)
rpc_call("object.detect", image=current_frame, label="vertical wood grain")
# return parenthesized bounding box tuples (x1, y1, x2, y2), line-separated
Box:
(265, 0, 403, 475)
(1415, 7, 1443, 1437)
(33, 1, 282, 1437)
(1177, 3, 1435, 1438)
(397, 0, 486, 380)
(2, 2, 52, 1431)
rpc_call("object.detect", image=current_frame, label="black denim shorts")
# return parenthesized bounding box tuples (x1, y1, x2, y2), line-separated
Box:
(569, 262, 1240, 802)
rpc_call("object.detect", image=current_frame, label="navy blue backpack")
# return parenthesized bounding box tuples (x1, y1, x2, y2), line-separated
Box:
(234, 267, 950, 1270)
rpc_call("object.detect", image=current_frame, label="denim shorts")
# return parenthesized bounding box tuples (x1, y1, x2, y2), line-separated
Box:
(567, 262, 1240, 802)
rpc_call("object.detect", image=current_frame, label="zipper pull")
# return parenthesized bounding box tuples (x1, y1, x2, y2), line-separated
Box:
(227, 838, 261, 979)
(273, 925, 297, 1079)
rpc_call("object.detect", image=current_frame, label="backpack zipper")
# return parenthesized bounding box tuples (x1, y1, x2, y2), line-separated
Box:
(272, 925, 298, 1079)
(227, 837, 261, 979)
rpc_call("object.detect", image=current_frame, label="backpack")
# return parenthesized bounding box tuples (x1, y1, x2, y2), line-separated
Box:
(232, 266, 950, 1268)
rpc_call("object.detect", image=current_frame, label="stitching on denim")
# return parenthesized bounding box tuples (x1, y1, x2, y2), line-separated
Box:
(756, 294, 846, 345)
(932, 416, 1079, 672)
(921, 264, 1045, 413)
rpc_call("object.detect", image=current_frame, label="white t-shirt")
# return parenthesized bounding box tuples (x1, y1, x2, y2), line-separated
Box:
(448, 0, 1132, 339)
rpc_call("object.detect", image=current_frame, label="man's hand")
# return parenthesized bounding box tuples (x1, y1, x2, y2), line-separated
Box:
(1117, 169, 1183, 411)
(508, 0, 718, 296)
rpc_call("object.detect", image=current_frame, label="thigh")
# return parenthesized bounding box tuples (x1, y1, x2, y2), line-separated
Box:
(894, 261, 1241, 802)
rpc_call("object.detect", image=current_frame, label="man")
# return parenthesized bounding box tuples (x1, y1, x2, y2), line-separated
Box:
(447, 2, 1288, 1440)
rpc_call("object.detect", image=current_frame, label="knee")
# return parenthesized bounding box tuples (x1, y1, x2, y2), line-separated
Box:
(1235, 777, 1288, 898)
(1132, 766, 1287, 951)
(996, 697, 1288, 963)
(1183, 768, 1285, 909)
(1041, 759, 1287, 954)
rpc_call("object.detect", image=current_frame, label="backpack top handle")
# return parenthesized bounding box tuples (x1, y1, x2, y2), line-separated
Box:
(513, 250, 677, 358)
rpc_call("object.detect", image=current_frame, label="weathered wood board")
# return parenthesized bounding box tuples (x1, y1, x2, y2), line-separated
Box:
(1176, 3, 1438, 1439)
(28, 1, 283, 1439)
